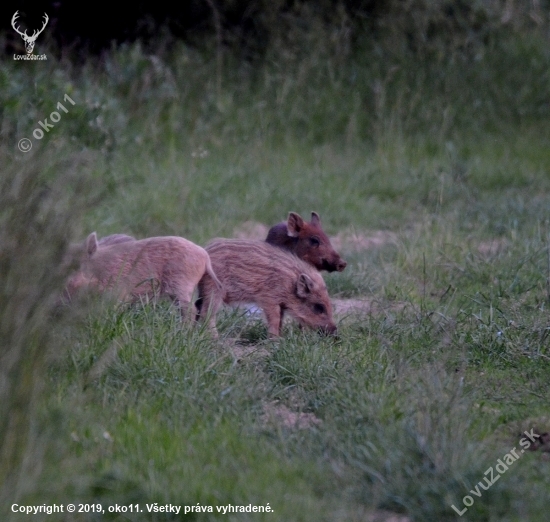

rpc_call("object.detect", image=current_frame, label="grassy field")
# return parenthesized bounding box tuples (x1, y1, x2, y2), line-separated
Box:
(2, 14, 550, 521)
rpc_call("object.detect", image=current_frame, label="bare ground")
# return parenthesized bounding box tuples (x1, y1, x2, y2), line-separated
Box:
(330, 230, 399, 252)
(476, 237, 509, 257)
(332, 298, 408, 317)
(261, 401, 322, 430)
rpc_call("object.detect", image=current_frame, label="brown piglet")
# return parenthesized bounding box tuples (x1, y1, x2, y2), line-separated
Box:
(196, 239, 337, 338)
(66, 232, 222, 319)
(265, 212, 346, 272)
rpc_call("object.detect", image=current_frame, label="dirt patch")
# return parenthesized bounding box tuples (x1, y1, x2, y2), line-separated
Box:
(477, 238, 509, 257)
(515, 421, 550, 453)
(526, 431, 550, 453)
(332, 298, 407, 317)
(332, 298, 376, 316)
(233, 221, 269, 240)
(229, 344, 270, 361)
(262, 402, 322, 430)
(493, 417, 550, 459)
(330, 230, 398, 252)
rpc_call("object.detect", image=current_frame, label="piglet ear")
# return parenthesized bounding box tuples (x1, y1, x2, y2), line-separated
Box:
(86, 232, 98, 256)
(296, 273, 314, 298)
(287, 212, 304, 237)
(310, 212, 321, 226)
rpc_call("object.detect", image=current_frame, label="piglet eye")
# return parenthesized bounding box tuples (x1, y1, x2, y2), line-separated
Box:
(309, 237, 320, 247)
(313, 303, 326, 314)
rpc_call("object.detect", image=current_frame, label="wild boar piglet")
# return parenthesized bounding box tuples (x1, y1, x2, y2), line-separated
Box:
(266, 211, 346, 272)
(196, 239, 337, 338)
(66, 232, 222, 320)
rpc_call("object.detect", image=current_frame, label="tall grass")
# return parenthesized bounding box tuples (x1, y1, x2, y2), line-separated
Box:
(0, 147, 102, 502)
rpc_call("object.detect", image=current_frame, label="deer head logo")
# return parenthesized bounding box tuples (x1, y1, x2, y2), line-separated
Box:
(11, 11, 49, 55)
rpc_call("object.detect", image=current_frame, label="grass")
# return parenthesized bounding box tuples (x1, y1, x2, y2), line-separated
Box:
(2, 14, 550, 521)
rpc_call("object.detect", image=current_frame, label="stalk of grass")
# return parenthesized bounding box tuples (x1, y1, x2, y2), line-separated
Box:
(0, 146, 101, 504)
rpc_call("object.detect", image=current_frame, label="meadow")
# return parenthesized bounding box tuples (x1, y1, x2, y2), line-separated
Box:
(1, 7, 550, 521)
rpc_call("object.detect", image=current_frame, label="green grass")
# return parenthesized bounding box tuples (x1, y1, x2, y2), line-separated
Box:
(2, 18, 550, 522)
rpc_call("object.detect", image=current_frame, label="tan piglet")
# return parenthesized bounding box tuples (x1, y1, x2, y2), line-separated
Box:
(196, 239, 337, 338)
(66, 232, 222, 319)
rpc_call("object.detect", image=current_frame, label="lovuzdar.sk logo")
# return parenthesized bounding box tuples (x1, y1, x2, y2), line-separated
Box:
(12, 11, 49, 60)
